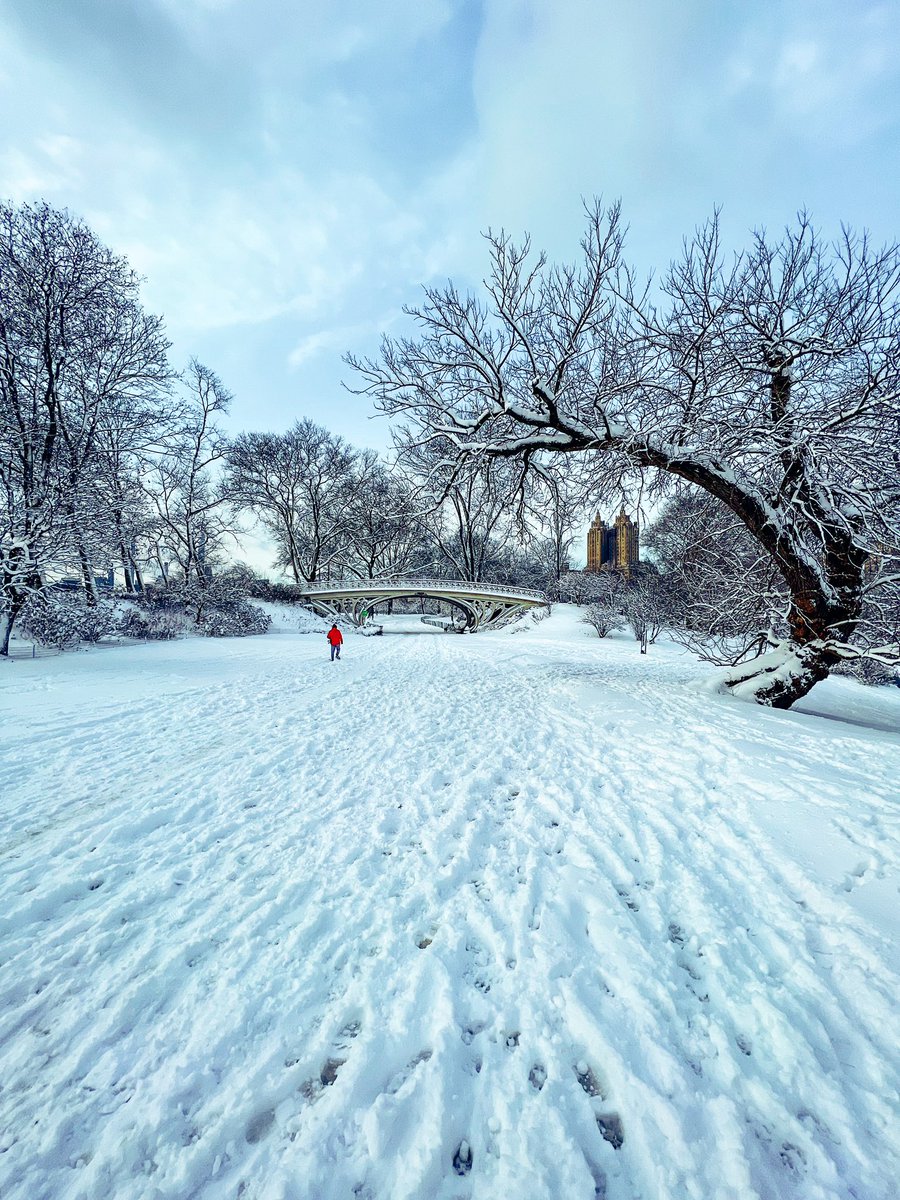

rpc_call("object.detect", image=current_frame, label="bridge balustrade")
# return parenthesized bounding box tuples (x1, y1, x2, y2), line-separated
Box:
(302, 577, 546, 602)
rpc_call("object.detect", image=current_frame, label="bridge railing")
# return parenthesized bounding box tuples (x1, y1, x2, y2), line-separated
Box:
(301, 577, 547, 603)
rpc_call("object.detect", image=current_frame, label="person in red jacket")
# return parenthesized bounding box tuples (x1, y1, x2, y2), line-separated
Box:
(326, 623, 343, 661)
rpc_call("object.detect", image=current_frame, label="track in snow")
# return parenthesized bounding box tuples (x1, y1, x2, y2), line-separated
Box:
(2, 614, 898, 1200)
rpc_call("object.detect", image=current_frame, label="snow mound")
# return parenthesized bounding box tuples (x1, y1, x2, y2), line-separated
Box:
(257, 600, 330, 634)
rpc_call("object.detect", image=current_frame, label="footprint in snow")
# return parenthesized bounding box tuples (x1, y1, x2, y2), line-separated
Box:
(588, 1163, 608, 1198)
(677, 953, 702, 982)
(296, 1019, 362, 1101)
(529, 1063, 547, 1091)
(574, 1061, 606, 1099)
(842, 857, 882, 892)
(779, 1142, 807, 1174)
(245, 1107, 275, 1144)
(385, 1049, 432, 1096)
(616, 887, 640, 912)
(452, 1139, 473, 1176)
(319, 1057, 344, 1086)
(574, 1063, 626, 1150)
(595, 1113, 625, 1150)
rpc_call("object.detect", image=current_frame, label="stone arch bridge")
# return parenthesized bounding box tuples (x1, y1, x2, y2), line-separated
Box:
(301, 578, 547, 632)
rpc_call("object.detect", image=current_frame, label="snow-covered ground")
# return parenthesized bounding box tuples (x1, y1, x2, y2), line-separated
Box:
(2, 607, 898, 1200)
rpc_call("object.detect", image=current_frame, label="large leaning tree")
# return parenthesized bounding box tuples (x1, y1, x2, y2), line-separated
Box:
(349, 201, 900, 707)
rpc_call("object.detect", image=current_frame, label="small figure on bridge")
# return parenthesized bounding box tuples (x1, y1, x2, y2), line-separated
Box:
(327, 624, 343, 661)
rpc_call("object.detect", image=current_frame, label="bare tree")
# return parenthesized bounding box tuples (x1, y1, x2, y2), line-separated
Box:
(350, 202, 900, 707)
(338, 454, 428, 579)
(401, 438, 516, 582)
(558, 570, 611, 606)
(91, 379, 182, 593)
(144, 360, 234, 586)
(227, 419, 359, 584)
(583, 600, 625, 638)
(524, 468, 581, 595)
(622, 570, 670, 653)
(0, 200, 171, 654)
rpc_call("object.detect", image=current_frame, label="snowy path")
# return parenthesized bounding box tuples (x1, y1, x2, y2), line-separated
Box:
(2, 610, 898, 1200)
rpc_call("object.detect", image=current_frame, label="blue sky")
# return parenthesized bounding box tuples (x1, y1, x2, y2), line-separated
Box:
(2, 0, 899, 459)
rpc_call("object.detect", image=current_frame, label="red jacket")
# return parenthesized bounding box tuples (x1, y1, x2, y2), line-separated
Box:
(327, 627, 343, 645)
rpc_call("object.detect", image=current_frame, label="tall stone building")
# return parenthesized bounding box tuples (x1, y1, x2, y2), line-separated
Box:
(586, 507, 640, 574)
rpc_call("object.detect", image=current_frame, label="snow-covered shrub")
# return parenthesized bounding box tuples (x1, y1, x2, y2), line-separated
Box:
(197, 602, 271, 638)
(116, 607, 189, 640)
(834, 658, 899, 688)
(623, 573, 673, 654)
(582, 602, 625, 638)
(76, 603, 119, 643)
(19, 593, 117, 648)
(125, 576, 272, 639)
(246, 576, 306, 604)
(18, 594, 80, 647)
(132, 584, 184, 613)
(558, 571, 606, 605)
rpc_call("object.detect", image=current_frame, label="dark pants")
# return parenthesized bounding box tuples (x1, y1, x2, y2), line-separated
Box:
(330, 643, 341, 660)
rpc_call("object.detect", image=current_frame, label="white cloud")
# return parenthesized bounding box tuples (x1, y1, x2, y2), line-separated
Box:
(288, 329, 342, 368)
(467, 0, 900, 273)
(724, 2, 898, 145)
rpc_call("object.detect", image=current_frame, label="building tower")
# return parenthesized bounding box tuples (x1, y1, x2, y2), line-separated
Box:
(586, 512, 605, 572)
(613, 505, 639, 573)
(586, 506, 639, 574)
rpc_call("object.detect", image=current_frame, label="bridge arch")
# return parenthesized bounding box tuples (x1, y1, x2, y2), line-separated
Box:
(358, 591, 474, 630)
(300, 578, 547, 633)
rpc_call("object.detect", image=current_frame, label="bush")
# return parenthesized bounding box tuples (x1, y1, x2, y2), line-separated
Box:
(245, 575, 306, 604)
(123, 575, 274, 639)
(77, 604, 119, 643)
(116, 607, 190, 640)
(196, 602, 271, 638)
(582, 602, 625, 638)
(834, 657, 899, 687)
(19, 593, 118, 648)
(131, 584, 184, 612)
(558, 571, 605, 605)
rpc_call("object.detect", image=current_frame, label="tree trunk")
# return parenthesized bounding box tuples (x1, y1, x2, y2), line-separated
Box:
(0, 611, 13, 657)
(633, 443, 868, 708)
(119, 539, 135, 593)
(720, 640, 834, 707)
(719, 570, 864, 707)
(0, 582, 36, 657)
